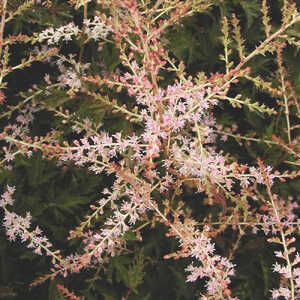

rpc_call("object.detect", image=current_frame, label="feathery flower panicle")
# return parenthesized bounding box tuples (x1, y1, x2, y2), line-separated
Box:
(0, 185, 15, 207)
(255, 195, 300, 299)
(38, 17, 112, 46)
(83, 16, 112, 41)
(38, 23, 80, 45)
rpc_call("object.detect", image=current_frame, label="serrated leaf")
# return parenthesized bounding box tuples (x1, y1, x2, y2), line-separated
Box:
(123, 231, 138, 241)
(55, 194, 89, 209)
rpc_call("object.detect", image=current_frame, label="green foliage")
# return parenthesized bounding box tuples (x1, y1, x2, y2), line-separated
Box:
(6, 0, 73, 35)
(165, 14, 223, 72)
(106, 249, 146, 293)
(101, 44, 121, 73)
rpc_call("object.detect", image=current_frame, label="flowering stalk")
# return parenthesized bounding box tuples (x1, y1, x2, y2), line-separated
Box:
(0, 186, 68, 272)
(257, 158, 299, 300)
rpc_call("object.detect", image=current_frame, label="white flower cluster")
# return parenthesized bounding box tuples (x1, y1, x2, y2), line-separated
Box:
(58, 70, 82, 90)
(83, 16, 112, 41)
(38, 23, 80, 45)
(38, 17, 112, 45)
(57, 58, 90, 90)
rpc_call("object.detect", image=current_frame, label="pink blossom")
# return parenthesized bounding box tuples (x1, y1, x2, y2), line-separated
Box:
(0, 185, 15, 206)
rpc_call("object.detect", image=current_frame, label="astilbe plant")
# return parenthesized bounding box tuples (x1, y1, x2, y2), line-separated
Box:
(0, 0, 299, 299)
